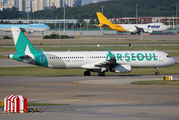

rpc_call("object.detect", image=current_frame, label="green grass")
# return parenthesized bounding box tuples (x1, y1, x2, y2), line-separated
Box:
(0, 63, 178, 76)
(27, 103, 69, 106)
(131, 80, 179, 85)
(167, 52, 179, 57)
(1, 46, 179, 53)
(0, 40, 179, 46)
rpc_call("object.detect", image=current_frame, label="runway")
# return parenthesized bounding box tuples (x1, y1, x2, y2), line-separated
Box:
(0, 75, 179, 120)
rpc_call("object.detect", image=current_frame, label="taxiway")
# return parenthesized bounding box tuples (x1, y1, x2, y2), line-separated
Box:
(0, 75, 179, 120)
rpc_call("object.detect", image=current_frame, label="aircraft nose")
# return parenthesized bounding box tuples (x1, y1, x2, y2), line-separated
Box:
(166, 26, 169, 29)
(170, 57, 176, 65)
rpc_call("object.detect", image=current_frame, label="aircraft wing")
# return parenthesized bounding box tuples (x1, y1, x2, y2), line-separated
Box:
(135, 26, 153, 33)
(81, 49, 117, 69)
(96, 48, 116, 67)
(135, 26, 144, 32)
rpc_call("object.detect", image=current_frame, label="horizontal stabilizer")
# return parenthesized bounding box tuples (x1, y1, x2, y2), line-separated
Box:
(19, 55, 32, 60)
(101, 24, 110, 27)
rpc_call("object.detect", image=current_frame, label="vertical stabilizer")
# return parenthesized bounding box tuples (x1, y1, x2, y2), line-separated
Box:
(96, 12, 112, 25)
(11, 27, 40, 54)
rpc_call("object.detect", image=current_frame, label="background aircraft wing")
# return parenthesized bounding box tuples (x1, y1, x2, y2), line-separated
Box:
(135, 26, 144, 32)
(135, 26, 153, 33)
(101, 24, 110, 27)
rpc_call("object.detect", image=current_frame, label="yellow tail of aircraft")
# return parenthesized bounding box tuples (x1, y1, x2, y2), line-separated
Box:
(96, 12, 126, 32)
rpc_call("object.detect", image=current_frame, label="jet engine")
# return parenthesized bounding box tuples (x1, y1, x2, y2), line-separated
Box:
(25, 29, 34, 33)
(20, 28, 34, 33)
(111, 64, 131, 73)
(143, 29, 153, 33)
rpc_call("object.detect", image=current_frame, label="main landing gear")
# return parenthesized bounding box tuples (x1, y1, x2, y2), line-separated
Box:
(98, 72, 105, 77)
(84, 71, 91, 76)
(155, 67, 160, 75)
(84, 71, 105, 76)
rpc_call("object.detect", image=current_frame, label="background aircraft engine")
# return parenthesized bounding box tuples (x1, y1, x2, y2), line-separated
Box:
(148, 30, 153, 33)
(144, 29, 153, 33)
(111, 64, 131, 73)
(25, 29, 34, 33)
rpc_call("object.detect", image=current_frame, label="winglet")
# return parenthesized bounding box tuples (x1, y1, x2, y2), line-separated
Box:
(40, 48, 45, 52)
(107, 48, 115, 59)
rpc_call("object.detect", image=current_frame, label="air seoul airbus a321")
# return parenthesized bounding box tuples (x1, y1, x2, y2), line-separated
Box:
(96, 12, 169, 35)
(8, 27, 176, 76)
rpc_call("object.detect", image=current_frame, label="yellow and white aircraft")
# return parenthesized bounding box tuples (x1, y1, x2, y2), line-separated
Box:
(96, 12, 169, 35)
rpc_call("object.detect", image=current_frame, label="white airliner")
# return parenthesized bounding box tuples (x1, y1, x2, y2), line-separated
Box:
(97, 12, 169, 35)
(8, 27, 176, 76)
(0, 23, 50, 33)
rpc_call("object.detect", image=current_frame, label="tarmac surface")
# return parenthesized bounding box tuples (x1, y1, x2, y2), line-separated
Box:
(0, 75, 179, 120)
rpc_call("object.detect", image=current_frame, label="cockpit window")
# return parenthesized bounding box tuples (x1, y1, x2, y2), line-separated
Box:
(167, 55, 170, 58)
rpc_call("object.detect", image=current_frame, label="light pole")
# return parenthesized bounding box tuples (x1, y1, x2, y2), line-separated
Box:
(59, 24, 60, 35)
(26, 7, 29, 22)
(64, 6, 66, 34)
(80, 23, 81, 33)
(100, 6, 105, 34)
(176, 4, 178, 34)
(73, 24, 74, 35)
(136, 5, 138, 24)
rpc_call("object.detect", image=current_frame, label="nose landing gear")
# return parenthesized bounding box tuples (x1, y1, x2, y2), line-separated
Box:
(155, 67, 160, 75)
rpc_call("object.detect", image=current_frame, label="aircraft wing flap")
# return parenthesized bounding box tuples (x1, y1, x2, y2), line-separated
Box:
(81, 60, 116, 69)
(95, 58, 116, 67)
(82, 49, 117, 69)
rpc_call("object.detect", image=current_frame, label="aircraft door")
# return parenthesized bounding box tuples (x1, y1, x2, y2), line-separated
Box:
(85, 55, 90, 62)
(158, 52, 163, 62)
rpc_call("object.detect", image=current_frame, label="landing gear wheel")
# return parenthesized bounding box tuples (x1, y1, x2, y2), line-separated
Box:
(84, 71, 91, 76)
(155, 72, 160, 75)
(155, 67, 160, 75)
(131, 32, 136, 35)
(98, 72, 105, 76)
(136, 32, 141, 35)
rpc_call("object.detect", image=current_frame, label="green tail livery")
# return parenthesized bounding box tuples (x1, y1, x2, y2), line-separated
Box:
(9, 27, 48, 67)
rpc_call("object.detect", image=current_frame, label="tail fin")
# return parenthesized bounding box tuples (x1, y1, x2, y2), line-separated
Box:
(96, 12, 112, 25)
(11, 27, 40, 54)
